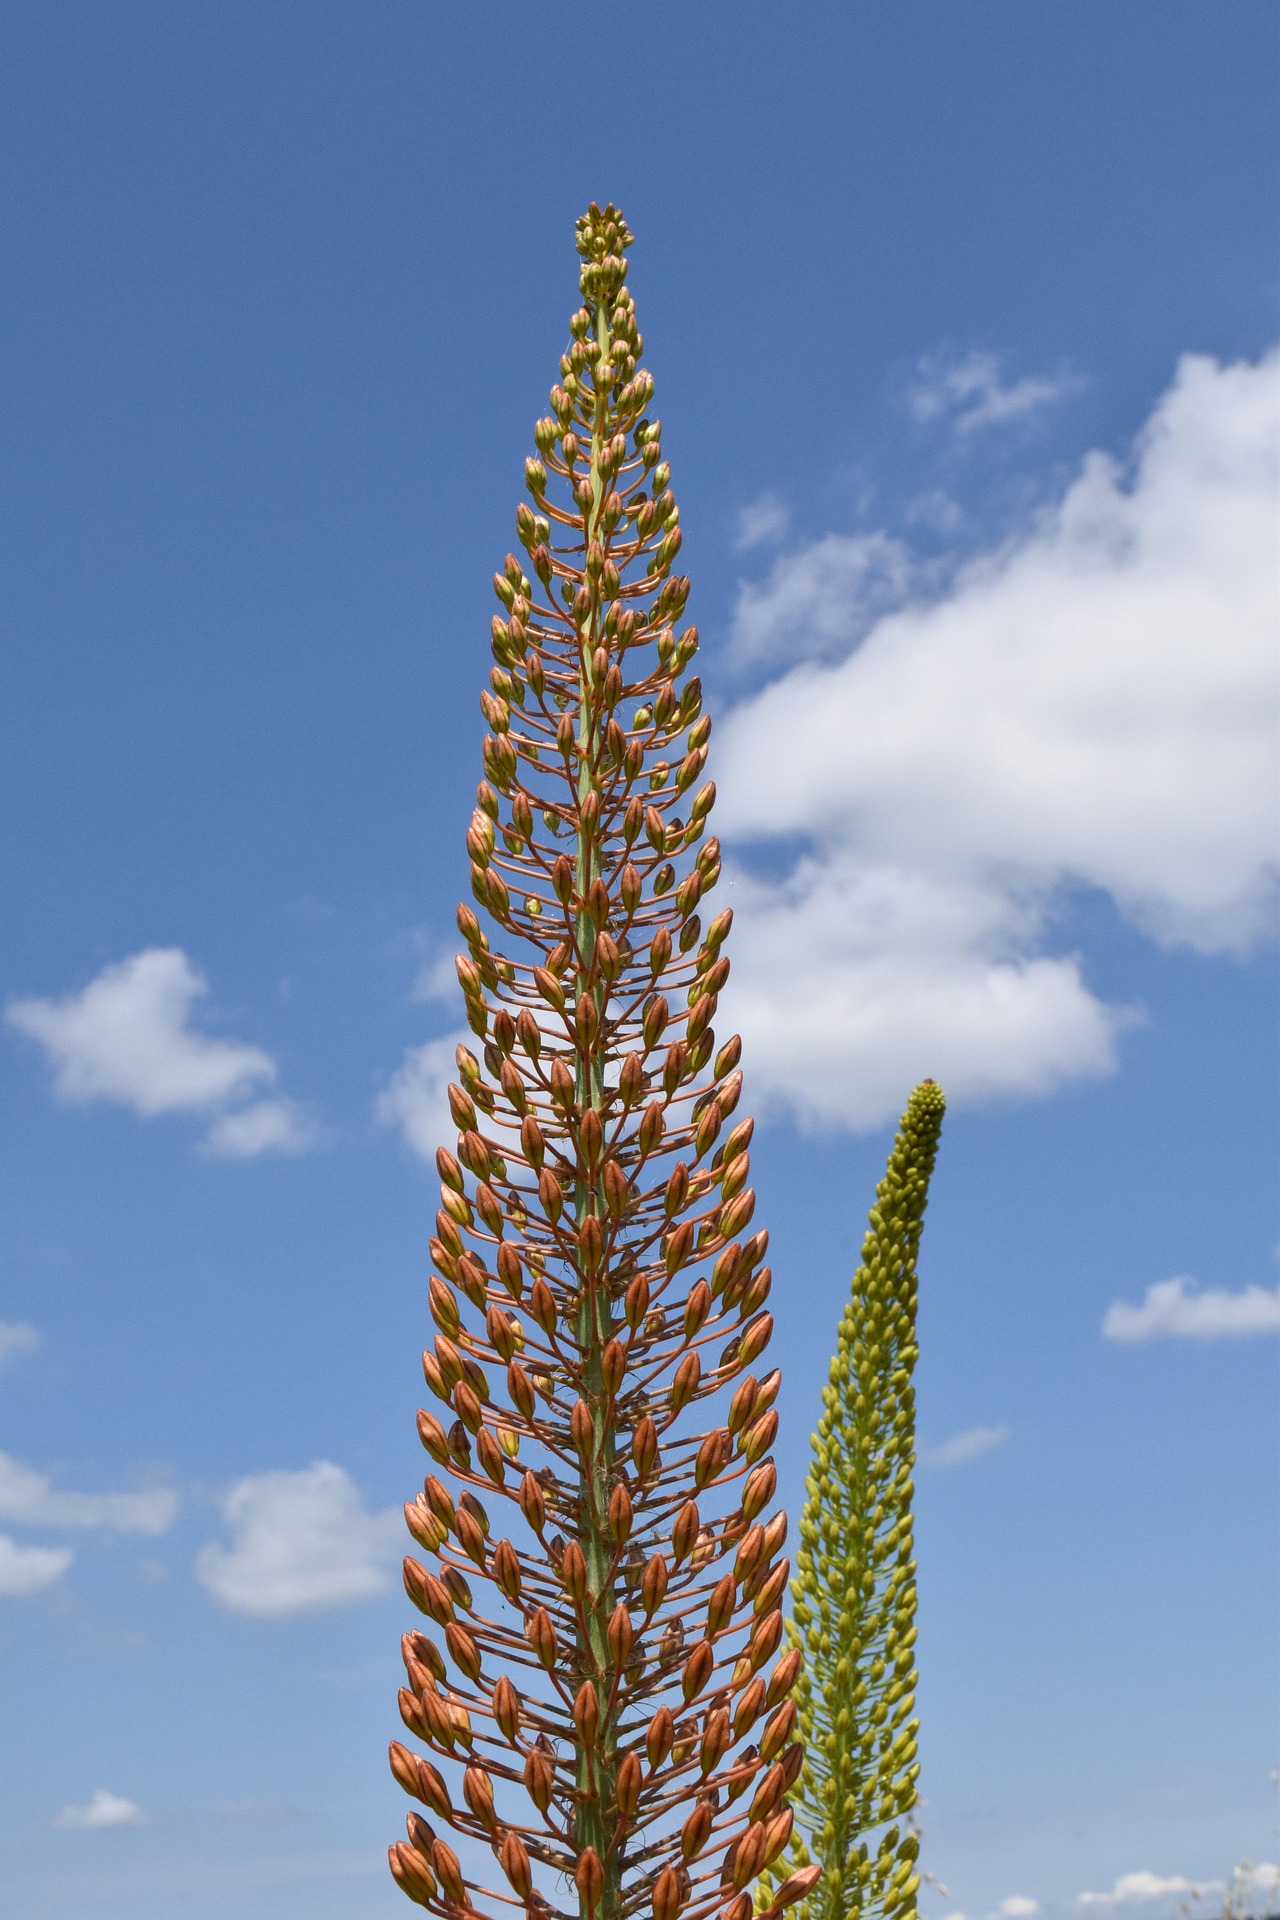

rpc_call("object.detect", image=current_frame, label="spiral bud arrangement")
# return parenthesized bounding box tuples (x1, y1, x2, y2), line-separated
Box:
(388, 205, 815, 1920)
(762, 1084, 945, 1920)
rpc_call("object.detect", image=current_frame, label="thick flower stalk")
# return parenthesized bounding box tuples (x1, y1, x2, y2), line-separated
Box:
(765, 1084, 945, 1920)
(387, 205, 817, 1920)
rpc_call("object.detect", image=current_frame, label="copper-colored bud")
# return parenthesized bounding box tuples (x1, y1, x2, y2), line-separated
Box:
(680, 1798, 713, 1859)
(526, 1606, 558, 1669)
(752, 1559, 789, 1618)
(748, 1609, 783, 1671)
(600, 1336, 626, 1396)
(699, 1706, 732, 1775)
(570, 1398, 596, 1456)
(670, 1348, 701, 1409)
(518, 1470, 546, 1532)
(573, 1678, 600, 1744)
(523, 1742, 553, 1811)
(431, 1838, 465, 1903)
(561, 1538, 588, 1605)
(640, 1551, 667, 1618)
(390, 1840, 436, 1905)
(616, 1748, 642, 1819)
(416, 1409, 450, 1462)
(608, 1478, 633, 1543)
(576, 1846, 605, 1915)
(770, 1864, 823, 1911)
(645, 1703, 675, 1769)
(740, 1461, 777, 1523)
(500, 1830, 533, 1901)
(491, 1672, 521, 1740)
(455, 1507, 486, 1567)
(462, 1764, 496, 1829)
(731, 1821, 768, 1889)
(765, 1647, 801, 1707)
(759, 1697, 797, 1761)
(474, 1426, 506, 1486)
(681, 1639, 714, 1702)
(732, 1675, 766, 1739)
(491, 1537, 522, 1602)
(706, 1572, 736, 1637)
(671, 1499, 700, 1565)
(606, 1600, 634, 1665)
(652, 1864, 683, 1920)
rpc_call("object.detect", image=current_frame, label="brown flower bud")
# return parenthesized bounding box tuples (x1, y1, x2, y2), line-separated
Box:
(526, 1606, 558, 1668)
(490, 1674, 520, 1741)
(605, 1598, 634, 1666)
(680, 1798, 714, 1858)
(416, 1409, 450, 1462)
(700, 1706, 732, 1776)
(671, 1499, 700, 1565)
(573, 1678, 600, 1744)
(608, 1478, 633, 1543)
(765, 1647, 802, 1708)
(653, 1864, 684, 1920)
(632, 1415, 659, 1477)
(640, 1550, 668, 1617)
(706, 1572, 737, 1637)
(624, 1272, 650, 1328)
(748, 1608, 783, 1670)
(771, 1864, 823, 1911)
(523, 1743, 554, 1811)
(645, 1703, 675, 1769)
(500, 1830, 533, 1900)
(733, 1675, 766, 1739)
(571, 1398, 596, 1455)
(390, 1840, 436, 1905)
(670, 1348, 701, 1409)
(561, 1538, 588, 1606)
(752, 1558, 789, 1618)
(740, 1461, 777, 1523)
(616, 1748, 642, 1819)
(577, 1846, 605, 1916)
(681, 1638, 715, 1702)
(518, 1470, 546, 1532)
(462, 1763, 496, 1828)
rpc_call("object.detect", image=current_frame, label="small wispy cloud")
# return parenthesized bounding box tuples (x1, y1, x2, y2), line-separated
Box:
(735, 491, 790, 551)
(6, 948, 320, 1159)
(1103, 1277, 1280, 1343)
(921, 1424, 1009, 1469)
(196, 1462, 401, 1619)
(0, 1320, 39, 1364)
(57, 1789, 146, 1830)
(0, 1452, 176, 1534)
(0, 1534, 73, 1595)
(909, 348, 1081, 432)
(377, 1030, 468, 1164)
(999, 1899, 1040, 1917)
(1078, 1871, 1219, 1905)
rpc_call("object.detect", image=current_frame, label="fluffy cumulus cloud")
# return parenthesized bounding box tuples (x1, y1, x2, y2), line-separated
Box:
(921, 1424, 1009, 1468)
(999, 1900, 1040, 1917)
(0, 1534, 73, 1596)
(715, 349, 1279, 1130)
(57, 1789, 146, 1830)
(1078, 1872, 1217, 1905)
(1103, 1277, 1280, 1343)
(0, 1452, 177, 1534)
(377, 1029, 468, 1163)
(5, 947, 319, 1156)
(0, 1320, 39, 1364)
(195, 1462, 402, 1619)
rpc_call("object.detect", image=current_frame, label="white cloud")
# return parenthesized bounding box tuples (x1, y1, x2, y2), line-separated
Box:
(6, 947, 318, 1157)
(377, 1030, 467, 1164)
(1078, 1871, 1217, 1905)
(736, 492, 791, 551)
(1104, 1277, 1280, 1343)
(1000, 1899, 1040, 1917)
(716, 348, 1279, 1129)
(57, 1789, 146, 1830)
(730, 531, 915, 671)
(922, 1424, 1010, 1468)
(0, 1320, 39, 1364)
(196, 1462, 402, 1619)
(0, 1452, 177, 1533)
(0, 1533, 73, 1595)
(202, 1097, 320, 1159)
(909, 348, 1081, 432)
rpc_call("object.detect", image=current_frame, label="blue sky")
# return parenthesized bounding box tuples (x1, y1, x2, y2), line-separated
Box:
(0, 5, 1276, 1915)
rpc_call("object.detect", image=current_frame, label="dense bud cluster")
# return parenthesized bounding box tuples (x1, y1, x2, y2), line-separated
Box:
(761, 1084, 945, 1920)
(388, 205, 814, 1920)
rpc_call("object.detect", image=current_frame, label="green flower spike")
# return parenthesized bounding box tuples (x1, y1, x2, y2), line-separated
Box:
(763, 1082, 945, 1920)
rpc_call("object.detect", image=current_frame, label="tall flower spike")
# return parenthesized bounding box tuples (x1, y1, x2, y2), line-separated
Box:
(388, 205, 811, 1920)
(765, 1083, 945, 1920)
